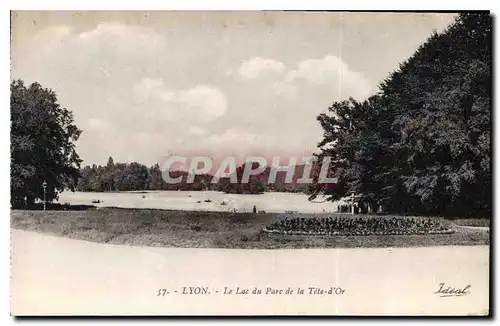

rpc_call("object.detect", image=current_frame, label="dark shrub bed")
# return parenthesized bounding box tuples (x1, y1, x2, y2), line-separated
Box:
(263, 216, 454, 236)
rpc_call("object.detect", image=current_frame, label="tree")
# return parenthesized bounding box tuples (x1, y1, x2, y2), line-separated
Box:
(76, 166, 94, 191)
(11, 80, 82, 207)
(112, 162, 151, 191)
(148, 163, 163, 190)
(223, 163, 267, 194)
(311, 13, 491, 217)
(104, 156, 116, 191)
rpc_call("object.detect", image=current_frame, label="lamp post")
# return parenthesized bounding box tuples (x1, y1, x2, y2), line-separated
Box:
(42, 180, 47, 211)
(351, 192, 355, 215)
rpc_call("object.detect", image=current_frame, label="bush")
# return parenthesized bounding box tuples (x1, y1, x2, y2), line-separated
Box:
(191, 225, 202, 232)
(263, 216, 453, 236)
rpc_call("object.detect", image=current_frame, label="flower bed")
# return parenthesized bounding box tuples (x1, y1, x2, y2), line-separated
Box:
(262, 216, 454, 236)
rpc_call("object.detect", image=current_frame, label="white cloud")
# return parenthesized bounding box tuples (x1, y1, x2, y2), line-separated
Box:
(286, 55, 372, 99)
(271, 80, 297, 98)
(204, 129, 257, 151)
(78, 22, 128, 40)
(188, 126, 206, 136)
(31, 25, 71, 44)
(177, 86, 228, 122)
(87, 118, 109, 130)
(133, 78, 228, 123)
(132, 78, 165, 100)
(238, 57, 286, 81)
(139, 78, 164, 90)
(77, 22, 163, 51)
(234, 55, 372, 100)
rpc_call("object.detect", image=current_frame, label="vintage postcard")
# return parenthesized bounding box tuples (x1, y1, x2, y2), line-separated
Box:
(10, 10, 491, 316)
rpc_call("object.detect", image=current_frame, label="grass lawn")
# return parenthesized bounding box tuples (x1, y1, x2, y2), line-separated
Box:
(10, 208, 490, 249)
(445, 217, 491, 227)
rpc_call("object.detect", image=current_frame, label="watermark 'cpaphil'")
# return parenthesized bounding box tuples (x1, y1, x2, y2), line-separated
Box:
(160, 155, 338, 184)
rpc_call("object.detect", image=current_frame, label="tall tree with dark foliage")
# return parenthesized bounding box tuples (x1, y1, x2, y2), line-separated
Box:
(310, 13, 491, 217)
(11, 80, 82, 208)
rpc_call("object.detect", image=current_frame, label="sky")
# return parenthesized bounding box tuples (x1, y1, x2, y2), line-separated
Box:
(11, 11, 457, 166)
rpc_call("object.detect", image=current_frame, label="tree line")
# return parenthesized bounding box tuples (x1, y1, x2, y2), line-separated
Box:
(76, 158, 310, 194)
(309, 13, 491, 217)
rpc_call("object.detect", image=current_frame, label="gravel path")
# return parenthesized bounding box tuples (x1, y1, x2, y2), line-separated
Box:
(11, 229, 489, 316)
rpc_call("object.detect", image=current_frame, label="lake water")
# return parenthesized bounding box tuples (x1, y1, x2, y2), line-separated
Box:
(57, 191, 347, 213)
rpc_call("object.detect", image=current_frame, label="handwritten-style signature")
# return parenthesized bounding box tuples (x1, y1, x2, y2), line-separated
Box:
(434, 283, 471, 297)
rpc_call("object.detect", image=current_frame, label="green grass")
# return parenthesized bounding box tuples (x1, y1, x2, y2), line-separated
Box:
(10, 208, 490, 249)
(446, 218, 490, 227)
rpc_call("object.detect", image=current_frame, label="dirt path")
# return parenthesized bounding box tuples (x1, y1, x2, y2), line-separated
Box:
(11, 230, 489, 316)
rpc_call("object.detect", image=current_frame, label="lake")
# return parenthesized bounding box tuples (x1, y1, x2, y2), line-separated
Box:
(57, 190, 347, 213)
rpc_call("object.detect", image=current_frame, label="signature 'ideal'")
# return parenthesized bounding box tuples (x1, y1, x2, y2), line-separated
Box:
(434, 283, 471, 297)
